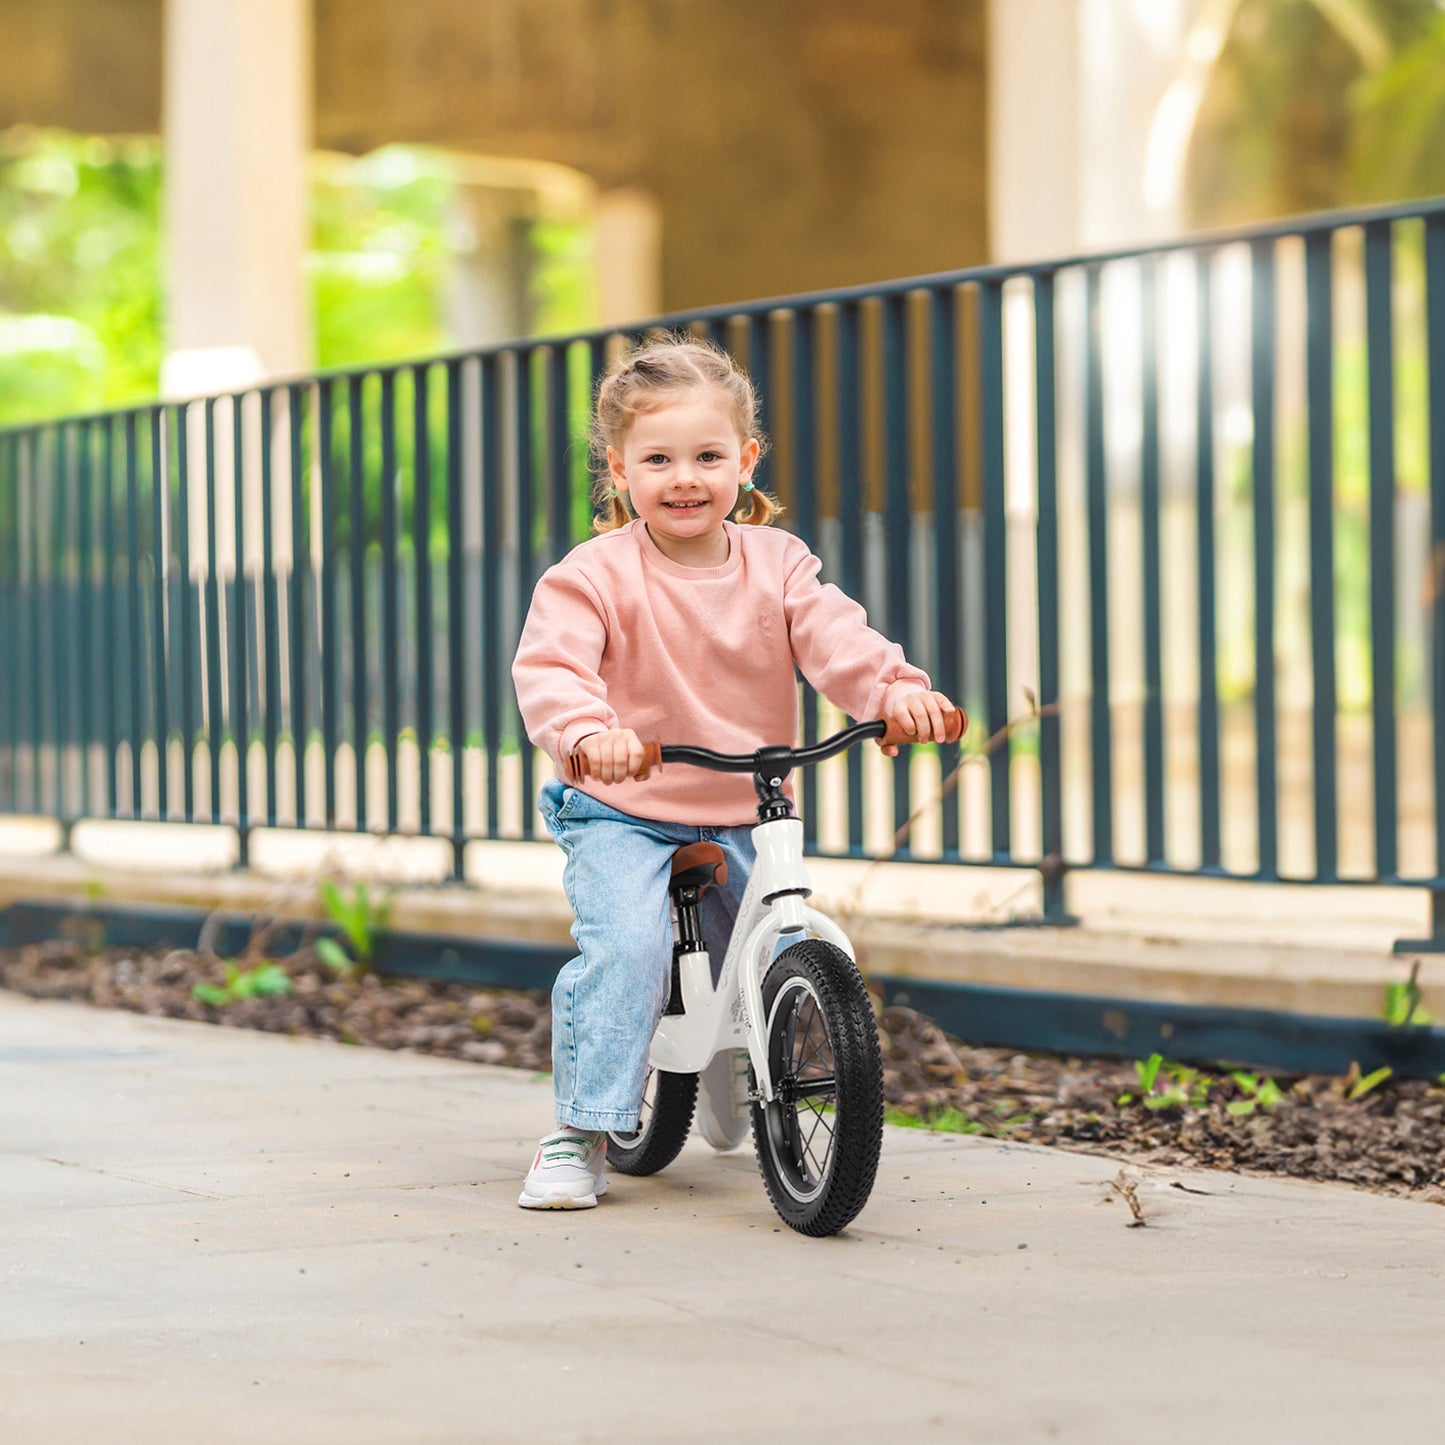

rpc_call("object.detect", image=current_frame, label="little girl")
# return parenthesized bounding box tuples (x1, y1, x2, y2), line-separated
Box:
(510, 335, 956, 1209)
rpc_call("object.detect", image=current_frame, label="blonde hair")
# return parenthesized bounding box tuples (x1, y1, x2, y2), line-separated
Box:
(589, 334, 779, 533)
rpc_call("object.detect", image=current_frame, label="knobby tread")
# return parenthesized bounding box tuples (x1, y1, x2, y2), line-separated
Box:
(751, 940, 885, 1236)
(606, 1069, 698, 1176)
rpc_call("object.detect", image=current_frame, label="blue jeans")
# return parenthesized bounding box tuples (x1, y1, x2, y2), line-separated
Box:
(536, 777, 757, 1131)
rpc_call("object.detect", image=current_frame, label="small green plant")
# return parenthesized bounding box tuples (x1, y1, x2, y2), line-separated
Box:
(1346, 1063, 1394, 1101)
(884, 1106, 990, 1135)
(1226, 1071, 1284, 1116)
(1117, 1053, 1217, 1110)
(191, 960, 293, 1008)
(317, 880, 393, 980)
(1384, 961, 1432, 1027)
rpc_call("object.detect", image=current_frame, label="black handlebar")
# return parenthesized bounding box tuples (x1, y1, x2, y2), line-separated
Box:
(659, 719, 889, 775)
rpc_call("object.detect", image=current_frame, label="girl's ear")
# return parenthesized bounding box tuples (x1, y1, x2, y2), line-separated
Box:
(739, 437, 760, 483)
(606, 446, 628, 491)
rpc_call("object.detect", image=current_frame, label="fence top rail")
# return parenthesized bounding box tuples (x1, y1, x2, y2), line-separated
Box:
(5, 193, 1445, 439)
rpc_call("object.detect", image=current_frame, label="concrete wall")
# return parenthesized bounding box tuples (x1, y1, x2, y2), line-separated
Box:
(1, 0, 989, 313)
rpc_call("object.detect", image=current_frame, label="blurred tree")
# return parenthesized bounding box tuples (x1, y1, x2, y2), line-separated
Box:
(1181, 0, 1445, 226)
(0, 129, 162, 424)
(0, 130, 597, 428)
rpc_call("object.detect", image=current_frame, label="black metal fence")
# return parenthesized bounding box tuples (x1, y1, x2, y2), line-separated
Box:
(3, 197, 1444, 925)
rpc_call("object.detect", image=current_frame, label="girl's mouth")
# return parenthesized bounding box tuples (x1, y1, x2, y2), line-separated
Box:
(664, 500, 707, 510)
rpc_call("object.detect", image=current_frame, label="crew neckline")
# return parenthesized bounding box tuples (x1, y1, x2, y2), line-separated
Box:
(634, 519, 741, 579)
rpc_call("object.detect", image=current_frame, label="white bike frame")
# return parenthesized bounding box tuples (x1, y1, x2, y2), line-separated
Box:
(645, 815, 854, 1103)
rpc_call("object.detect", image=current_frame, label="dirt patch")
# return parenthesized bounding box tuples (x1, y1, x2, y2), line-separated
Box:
(4, 936, 1442, 1204)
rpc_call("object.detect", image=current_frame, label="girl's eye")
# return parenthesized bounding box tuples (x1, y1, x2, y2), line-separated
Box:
(644, 453, 669, 465)
(698, 451, 721, 463)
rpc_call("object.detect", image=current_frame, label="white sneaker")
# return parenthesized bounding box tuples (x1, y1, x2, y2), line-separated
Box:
(696, 1049, 752, 1151)
(517, 1127, 608, 1209)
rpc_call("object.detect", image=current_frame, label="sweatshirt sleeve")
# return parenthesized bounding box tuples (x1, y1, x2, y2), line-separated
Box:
(510, 561, 618, 767)
(782, 537, 930, 720)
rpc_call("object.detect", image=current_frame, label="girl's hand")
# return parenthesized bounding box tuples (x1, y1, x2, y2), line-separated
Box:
(880, 691, 961, 756)
(571, 728, 646, 785)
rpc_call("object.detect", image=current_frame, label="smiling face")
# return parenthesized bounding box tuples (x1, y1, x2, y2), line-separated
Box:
(607, 390, 760, 567)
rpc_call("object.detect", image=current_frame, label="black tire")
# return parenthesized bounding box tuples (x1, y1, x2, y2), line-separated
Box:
(751, 940, 884, 1236)
(606, 1066, 698, 1175)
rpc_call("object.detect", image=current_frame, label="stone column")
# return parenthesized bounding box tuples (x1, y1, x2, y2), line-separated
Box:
(988, 0, 1199, 261)
(161, 0, 312, 397)
(987, 0, 1083, 263)
(595, 189, 662, 329)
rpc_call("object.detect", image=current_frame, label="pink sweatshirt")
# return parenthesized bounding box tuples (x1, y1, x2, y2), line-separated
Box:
(511, 520, 930, 825)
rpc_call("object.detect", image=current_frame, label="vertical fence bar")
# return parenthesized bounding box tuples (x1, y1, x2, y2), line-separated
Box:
(379, 370, 400, 831)
(1427, 214, 1445, 888)
(1083, 268, 1113, 863)
(515, 347, 537, 838)
(0, 435, 15, 810)
(53, 426, 73, 820)
(836, 301, 865, 853)
(929, 287, 962, 860)
(288, 386, 310, 827)
(231, 393, 250, 862)
(204, 398, 224, 822)
(148, 409, 169, 819)
(347, 375, 368, 831)
(413, 365, 434, 835)
(446, 359, 467, 877)
(76, 419, 94, 820)
(1364, 221, 1398, 879)
(1140, 260, 1166, 866)
(480, 355, 502, 839)
(792, 309, 821, 840)
(1033, 273, 1067, 913)
(318, 378, 339, 828)
(980, 279, 1012, 858)
(1195, 254, 1222, 871)
(1250, 241, 1280, 879)
(547, 344, 571, 560)
(176, 407, 196, 823)
(259, 390, 280, 827)
(1304, 230, 1338, 882)
(101, 420, 119, 818)
(123, 414, 143, 816)
(882, 292, 913, 843)
(47, 427, 68, 819)
(25, 427, 42, 814)
(750, 313, 772, 494)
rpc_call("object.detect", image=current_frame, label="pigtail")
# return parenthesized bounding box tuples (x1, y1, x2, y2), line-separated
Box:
(733, 487, 782, 526)
(591, 481, 633, 534)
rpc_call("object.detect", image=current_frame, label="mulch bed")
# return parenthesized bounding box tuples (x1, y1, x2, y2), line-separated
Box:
(4, 936, 1442, 1205)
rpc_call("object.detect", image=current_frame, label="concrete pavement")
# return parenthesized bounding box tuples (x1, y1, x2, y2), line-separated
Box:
(2, 991, 1442, 1444)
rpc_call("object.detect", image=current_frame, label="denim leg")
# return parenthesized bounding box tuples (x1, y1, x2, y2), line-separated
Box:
(542, 783, 686, 1131)
(537, 781, 762, 1132)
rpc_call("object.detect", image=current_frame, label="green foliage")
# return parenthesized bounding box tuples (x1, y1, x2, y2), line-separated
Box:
(0, 129, 162, 424)
(310, 146, 454, 371)
(0, 131, 600, 437)
(884, 1106, 989, 1135)
(1346, 1063, 1394, 1100)
(1187, 0, 1445, 226)
(1225, 1071, 1284, 1116)
(317, 880, 393, 979)
(1117, 1053, 1286, 1115)
(1117, 1052, 1217, 1109)
(191, 960, 293, 1008)
(1347, 12, 1445, 202)
(1383, 962, 1432, 1027)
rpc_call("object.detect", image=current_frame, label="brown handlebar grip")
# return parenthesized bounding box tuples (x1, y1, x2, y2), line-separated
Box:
(878, 705, 967, 751)
(563, 739, 663, 785)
